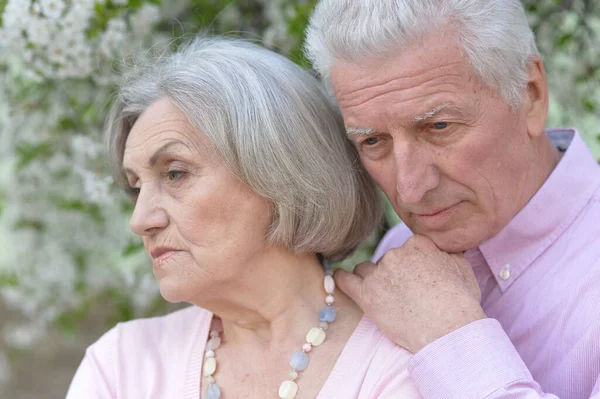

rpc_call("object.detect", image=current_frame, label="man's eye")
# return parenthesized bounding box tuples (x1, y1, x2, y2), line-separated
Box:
(432, 122, 449, 130)
(364, 137, 380, 146)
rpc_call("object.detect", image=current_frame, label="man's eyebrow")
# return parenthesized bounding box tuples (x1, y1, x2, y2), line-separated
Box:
(346, 127, 379, 136)
(411, 103, 461, 123)
(123, 140, 188, 176)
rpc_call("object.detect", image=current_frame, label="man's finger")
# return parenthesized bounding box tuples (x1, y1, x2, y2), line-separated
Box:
(333, 268, 365, 307)
(353, 261, 376, 278)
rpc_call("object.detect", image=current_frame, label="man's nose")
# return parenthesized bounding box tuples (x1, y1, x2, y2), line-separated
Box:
(393, 139, 440, 205)
(129, 184, 169, 236)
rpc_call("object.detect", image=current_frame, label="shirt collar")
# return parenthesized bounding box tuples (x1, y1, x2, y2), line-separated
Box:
(477, 129, 600, 292)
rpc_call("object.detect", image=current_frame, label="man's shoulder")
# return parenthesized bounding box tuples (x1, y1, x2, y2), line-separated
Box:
(372, 223, 413, 263)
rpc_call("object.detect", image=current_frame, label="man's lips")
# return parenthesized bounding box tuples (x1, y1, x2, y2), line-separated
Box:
(412, 202, 462, 229)
(416, 206, 453, 217)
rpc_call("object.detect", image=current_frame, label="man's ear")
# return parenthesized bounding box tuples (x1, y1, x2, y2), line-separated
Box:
(523, 57, 549, 139)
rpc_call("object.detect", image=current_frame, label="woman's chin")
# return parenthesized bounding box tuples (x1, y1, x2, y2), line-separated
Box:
(157, 279, 191, 303)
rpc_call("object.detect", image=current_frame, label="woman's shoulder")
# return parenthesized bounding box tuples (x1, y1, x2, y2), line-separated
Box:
(91, 305, 211, 354)
(67, 306, 212, 398)
(320, 316, 421, 398)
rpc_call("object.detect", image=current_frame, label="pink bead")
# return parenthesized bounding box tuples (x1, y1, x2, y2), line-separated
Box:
(325, 295, 335, 305)
(324, 275, 335, 294)
(302, 343, 312, 353)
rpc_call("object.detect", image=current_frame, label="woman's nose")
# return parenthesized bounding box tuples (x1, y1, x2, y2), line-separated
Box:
(129, 184, 169, 236)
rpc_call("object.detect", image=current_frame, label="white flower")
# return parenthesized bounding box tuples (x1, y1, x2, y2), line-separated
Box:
(39, 0, 66, 20)
(3, 0, 32, 24)
(26, 16, 55, 47)
(61, 7, 92, 35)
(82, 172, 113, 204)
(130, 4, 161, 36)
(72, 0, 98, 10)
(2, 322, 45, 349)
(47, 39, 69, 65)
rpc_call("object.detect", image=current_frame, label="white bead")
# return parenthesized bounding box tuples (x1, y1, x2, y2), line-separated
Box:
(207, 336, 221, 350)
(325, 295, 335, 305)
(278, 380, 299, 399)
(205, 375, 215, 384)
(306, 327, 326, 346)
(203, 357, 217, 376)
(289, 371, 298, 380)
(324, 275, 335, 294)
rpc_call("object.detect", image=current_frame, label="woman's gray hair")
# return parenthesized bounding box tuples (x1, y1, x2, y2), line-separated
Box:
(305, 0, 539, 108)
(105, 37, 382, 261)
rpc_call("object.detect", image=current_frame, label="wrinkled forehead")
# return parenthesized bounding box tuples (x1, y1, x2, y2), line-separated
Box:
(122, 98, 211, 167)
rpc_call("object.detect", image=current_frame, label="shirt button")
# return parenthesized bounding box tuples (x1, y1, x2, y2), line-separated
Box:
(499, 264, 511, 280)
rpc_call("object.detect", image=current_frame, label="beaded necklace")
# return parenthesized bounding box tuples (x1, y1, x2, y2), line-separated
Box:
(202, 268, 337, 399)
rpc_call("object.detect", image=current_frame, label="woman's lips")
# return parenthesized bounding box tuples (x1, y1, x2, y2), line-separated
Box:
(150, 247, 182, 268)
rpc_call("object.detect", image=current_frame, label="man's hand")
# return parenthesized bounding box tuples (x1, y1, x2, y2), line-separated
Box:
(335, 234, 486, 353)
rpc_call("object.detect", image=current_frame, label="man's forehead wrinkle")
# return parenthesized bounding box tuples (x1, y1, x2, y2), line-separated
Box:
(336, 60, 465, 106)
(339, 71, 465, 112)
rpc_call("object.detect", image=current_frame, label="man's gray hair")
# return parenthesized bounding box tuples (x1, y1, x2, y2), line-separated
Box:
(105, 37, 382, 261)
(305, 0, 539, 107)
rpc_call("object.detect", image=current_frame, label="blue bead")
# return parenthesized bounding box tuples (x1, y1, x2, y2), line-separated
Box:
(290, 350, 310, 371)
(319, 306, 337, 323)
(206, 383, 221, 399)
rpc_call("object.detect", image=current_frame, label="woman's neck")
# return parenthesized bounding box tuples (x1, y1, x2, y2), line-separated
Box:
(191, 250, 363, 349)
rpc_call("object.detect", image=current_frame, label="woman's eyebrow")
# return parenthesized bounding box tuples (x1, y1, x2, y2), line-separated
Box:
(122, 140, 188, 176)
(148, 140, 188, 166)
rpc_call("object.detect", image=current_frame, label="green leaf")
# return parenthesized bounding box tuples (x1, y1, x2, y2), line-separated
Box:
(0, 0, 8, 26)
(14, 218, 46, 232)
(122, 239, 143, 256)
(52, 197, 105, 223)
(15, 142, 55, 170)
(556, 33, 574, 48)
(582, 98, 596, 112)
(0, 272, 19, 287)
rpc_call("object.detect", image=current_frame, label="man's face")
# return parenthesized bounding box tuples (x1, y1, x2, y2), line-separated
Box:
(331, 29, 539, 252)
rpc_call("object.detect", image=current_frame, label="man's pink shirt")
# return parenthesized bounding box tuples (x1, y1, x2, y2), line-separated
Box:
(373, 129, 600, 398)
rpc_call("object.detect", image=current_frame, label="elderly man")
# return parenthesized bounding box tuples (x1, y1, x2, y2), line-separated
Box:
(305, 1, 600, 398)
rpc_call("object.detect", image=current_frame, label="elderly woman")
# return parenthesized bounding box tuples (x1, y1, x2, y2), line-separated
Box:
(66, 38, 421, 398)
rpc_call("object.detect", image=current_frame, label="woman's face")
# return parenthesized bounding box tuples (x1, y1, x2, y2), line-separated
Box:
(122, 98, 273, 303)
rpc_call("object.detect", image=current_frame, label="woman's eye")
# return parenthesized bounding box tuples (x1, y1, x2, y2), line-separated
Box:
(126, 187, 140, 201)
(432, 122, 449, 130)
(167, 170, 185, 181)
(364, 137, 380, 146)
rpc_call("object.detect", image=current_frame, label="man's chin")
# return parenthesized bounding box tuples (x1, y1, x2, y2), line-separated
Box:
(413, 228, 480, 253)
